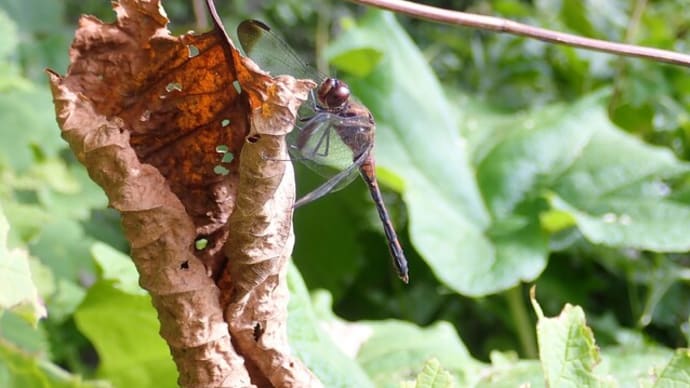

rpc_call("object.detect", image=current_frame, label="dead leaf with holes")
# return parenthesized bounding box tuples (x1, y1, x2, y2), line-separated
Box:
(47, 0, 318, 386)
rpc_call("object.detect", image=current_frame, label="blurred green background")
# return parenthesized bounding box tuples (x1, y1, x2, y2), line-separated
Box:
(1, 0, 689, 386)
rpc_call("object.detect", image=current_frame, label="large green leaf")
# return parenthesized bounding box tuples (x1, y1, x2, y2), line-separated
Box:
(551, 118, 690, 250)
(90, 242, 145, 296)
(291, 168, 368, 300)
(287, 262, 374, 388)
(474, 352, 543, 388)
(74, 282, 175, 388)
(29, 218, 95, 283)
(0, 86, 65, 171)
(326, 11, 500, 296)
(408, 358, 454, 388)
(326, 11, 553, 295)
(356, 320, 481, 387)
(0, 338, 108, 388)
(325, 10, 690, 297)
(0, 203, 46, 324)
(0, 0, 63, 36)
(531, 295, 616, 387)
(476, 92, 606, 218)
(601, 345, 681, 386)
(652, 349, 690, 387)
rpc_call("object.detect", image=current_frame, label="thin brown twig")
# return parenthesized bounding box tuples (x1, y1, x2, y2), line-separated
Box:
(348, 0, 690, 68)
(192, 0, 208, 30)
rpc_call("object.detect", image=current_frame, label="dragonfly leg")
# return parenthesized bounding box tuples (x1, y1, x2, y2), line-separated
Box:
(301, 127, 331, 159)
(315, 128, 331, 158)
(293, 149, 368, 208)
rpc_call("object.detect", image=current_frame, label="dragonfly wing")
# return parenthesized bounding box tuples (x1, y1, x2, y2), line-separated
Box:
(237, 20, 316, 80)
(294, 149, 369, 208)
(289, 114, 354, 172)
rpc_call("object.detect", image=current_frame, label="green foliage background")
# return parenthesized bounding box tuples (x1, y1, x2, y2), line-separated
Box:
(1, 0, 689, 386)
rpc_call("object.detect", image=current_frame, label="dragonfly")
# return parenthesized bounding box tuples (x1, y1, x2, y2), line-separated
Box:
(237, 20, 409, 283)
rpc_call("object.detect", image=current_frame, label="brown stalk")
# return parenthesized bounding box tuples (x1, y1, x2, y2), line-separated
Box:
(349, 0, 690, 68)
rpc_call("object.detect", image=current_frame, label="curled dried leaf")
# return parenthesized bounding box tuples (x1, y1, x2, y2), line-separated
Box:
(48, 0, 317, 386)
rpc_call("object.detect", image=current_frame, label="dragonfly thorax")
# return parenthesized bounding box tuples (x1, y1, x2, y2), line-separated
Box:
(316, 78, 351, 110)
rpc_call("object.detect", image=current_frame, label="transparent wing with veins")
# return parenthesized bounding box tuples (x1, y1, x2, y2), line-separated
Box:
(237, 20, 373, 203)
(288, 110, 373, 205)
(237, 20, 318, 80)
(293, 147, 370, 208)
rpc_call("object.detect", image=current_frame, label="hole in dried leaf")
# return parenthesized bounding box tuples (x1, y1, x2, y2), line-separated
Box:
(180, 260, 189, 269)
(221, 152, 234, 163)
(232, 80, 242, 93)
(139, 110, 151, 122)
(215, 144, 234, 164)
(194, 238, 208, 250)
(253, 323, 263, 341)
(247, 134, 261, 143)
(187, 44, 199, 58)
(221, 118, 231, 127)
(165, 82, 183, 93)
(213, 165, 230, 176)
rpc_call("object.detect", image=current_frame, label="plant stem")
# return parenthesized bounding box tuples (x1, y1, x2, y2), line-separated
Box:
(193, 0, 208, 30)
(349, 0, 690, 67)
(506, 285, 538, 358)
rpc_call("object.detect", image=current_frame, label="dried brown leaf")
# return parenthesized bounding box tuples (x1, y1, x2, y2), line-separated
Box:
(47, 0, 317, 386)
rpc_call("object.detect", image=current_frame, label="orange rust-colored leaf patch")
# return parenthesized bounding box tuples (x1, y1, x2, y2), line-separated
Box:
(52, 0, 248, 275)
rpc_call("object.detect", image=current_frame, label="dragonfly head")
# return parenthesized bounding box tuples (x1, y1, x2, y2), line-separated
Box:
(317, 78, 351, 110)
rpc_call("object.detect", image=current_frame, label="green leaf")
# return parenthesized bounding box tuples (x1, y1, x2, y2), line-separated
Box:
(91, 242, 145, 296)
(328, 11, 497, 295)
(600, 345, 677, 387)
(326, 25, 383, 77)
(560, 0, 596, 37)
(1, 199, 51, 245)
(74, 281, 176, 388)
(47, 278, 87, 323)
(476, 92, 606, 219)
(292, 167, 367, 299)
(474, 351, 544, 387)
(0, 203, 46, 324)
(653, 348, 690, 387)
(551, 113, 690, 251)
(356, 320, 481, 387)
(413, 358, 454, 388)
(29, 218, 95, 283)
(0, 0, 64, 36)
(0, 311, 49, 355)
(0, 8, 18, 60)
(0, 338, 108, 388)
(531, 293, 616, 387)
(35, 163, 108, 221)
(0, 86, 66, 171)
(287, 262, 374, 388)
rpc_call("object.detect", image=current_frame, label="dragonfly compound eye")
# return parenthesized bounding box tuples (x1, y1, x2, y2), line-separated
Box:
(317, 78, 351, 109)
